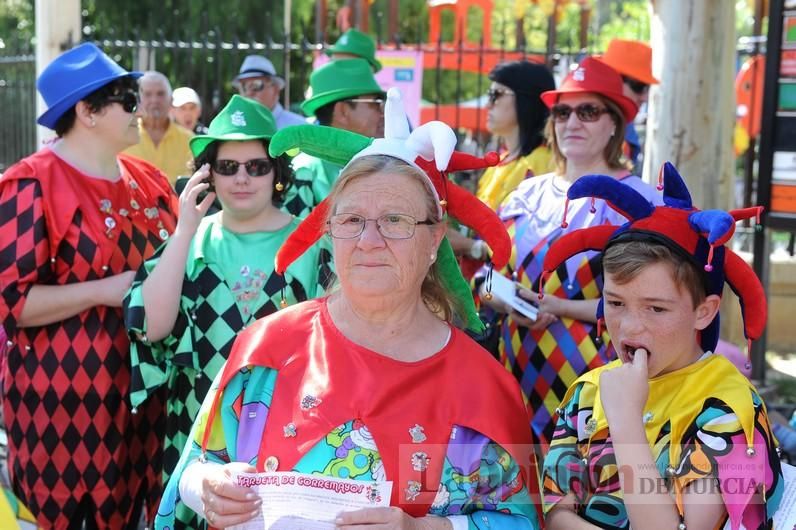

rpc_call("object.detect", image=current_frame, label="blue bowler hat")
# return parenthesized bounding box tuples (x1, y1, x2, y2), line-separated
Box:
(37, 42, 142, 129)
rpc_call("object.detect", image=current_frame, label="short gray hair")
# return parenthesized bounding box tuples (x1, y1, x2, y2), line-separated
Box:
(139, 71, 172, 96)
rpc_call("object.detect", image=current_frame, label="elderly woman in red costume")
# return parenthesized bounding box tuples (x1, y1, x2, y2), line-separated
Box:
(153, 89, 541, 530)
(0, 43, 177, 529)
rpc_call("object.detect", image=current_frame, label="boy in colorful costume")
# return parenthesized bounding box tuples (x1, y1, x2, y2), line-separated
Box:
(541, 163, 782, 529)
(154, 89, 543, 529)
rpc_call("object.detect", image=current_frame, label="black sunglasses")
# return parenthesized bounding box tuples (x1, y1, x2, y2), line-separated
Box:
(622, 76, 649, 95)
(212, 158, 274, 177)
(487, 88, 514, 105)
(106, 91, 139, 114)
(550, 103, 610, 123)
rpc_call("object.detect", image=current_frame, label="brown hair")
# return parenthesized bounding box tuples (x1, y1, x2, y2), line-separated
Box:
(325, 155, 466, 324)
(603, 239, 708, 308)
(545, 95, 630, 175)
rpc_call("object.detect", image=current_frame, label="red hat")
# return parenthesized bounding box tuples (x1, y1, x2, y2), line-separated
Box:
(540, 57, 639, 122)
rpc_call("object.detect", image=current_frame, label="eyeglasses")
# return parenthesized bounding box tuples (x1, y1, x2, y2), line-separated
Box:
(487, 88, 515, 106)
(328, 213, 435, 240)
(347, 98, 385, 111)
(240, 78, 274, 95)
(212, 158, 274, 177)
(106, 91, 139, 114)
(551, 103, 610, 123)
(622, 76, 649, 96)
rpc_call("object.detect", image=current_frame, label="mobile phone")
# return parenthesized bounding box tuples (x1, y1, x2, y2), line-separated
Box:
(203, 175, 215, 193)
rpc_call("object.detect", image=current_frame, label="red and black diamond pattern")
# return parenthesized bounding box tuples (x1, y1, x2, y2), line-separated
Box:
(0, 173, 176, 530)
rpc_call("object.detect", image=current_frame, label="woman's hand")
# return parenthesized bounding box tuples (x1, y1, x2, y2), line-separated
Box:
(514, 287, 558, 330)
(200, 462, 261, 529)
(176, 164, 216, 237)
(600, 347, 649, 421)
(335, 507, 451, 529)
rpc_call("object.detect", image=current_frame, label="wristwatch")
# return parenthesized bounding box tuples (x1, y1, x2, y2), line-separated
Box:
(469, 240, 487, 260)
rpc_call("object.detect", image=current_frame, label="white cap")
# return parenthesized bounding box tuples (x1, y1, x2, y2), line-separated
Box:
(235, 55, 285, 89)
(172, 87, 201, 107)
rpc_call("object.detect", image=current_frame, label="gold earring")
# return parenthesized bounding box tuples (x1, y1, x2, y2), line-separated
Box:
(275, 182, 284, 191)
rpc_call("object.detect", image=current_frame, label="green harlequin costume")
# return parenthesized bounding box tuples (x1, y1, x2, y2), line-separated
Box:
(281, 154, 342, 218)
(123, 95, 329, 529)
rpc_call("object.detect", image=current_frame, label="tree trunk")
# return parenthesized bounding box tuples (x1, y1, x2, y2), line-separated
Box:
(35, 0, 81, 145)
(643, 1, 736, 211)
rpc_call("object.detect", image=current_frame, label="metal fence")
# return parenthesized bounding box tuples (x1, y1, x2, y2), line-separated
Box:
(0, 3, 569, 171)
(0, 37, 37, 173)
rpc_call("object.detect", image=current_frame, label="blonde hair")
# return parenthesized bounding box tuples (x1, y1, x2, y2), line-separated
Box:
(545, 95, 630, 175)
(326, 155, 465, 324)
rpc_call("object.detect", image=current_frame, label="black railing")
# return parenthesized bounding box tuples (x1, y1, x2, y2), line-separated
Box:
(0, 37, 37, 173)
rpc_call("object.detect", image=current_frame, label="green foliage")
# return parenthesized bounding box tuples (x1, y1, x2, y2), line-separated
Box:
(590, 0, 651, 51)
(0, 0, 34, 49)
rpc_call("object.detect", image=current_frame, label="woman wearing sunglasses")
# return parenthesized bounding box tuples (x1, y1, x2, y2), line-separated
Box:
(123, 95, 329, 529)
(476, 60, 556, 211)
(0, 43, 179, 529)
(480, 57, 662, 448)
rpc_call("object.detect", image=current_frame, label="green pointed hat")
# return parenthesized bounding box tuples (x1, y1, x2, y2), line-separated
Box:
(190, 94, 278, 157)
(300, 58, 385, 117)
(326, 29, 382, 72)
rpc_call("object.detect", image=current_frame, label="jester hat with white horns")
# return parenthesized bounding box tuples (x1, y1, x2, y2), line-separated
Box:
(541, 162, 765, 356)
(270, 88, 510, 333)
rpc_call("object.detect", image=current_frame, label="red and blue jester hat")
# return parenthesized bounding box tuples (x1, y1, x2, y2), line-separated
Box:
(541, 162, 765, 358)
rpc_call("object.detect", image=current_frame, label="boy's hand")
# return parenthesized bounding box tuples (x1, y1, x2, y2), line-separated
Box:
(600, 348, 649, 420)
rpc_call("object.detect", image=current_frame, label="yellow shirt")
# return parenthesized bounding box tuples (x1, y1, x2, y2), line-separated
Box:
(124, 121, 194, 186)
(475, 145, 552, 210)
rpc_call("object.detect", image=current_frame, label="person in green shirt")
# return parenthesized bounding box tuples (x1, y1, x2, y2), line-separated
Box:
(282, 58, 385, 218)
(123, 95, 329, 529)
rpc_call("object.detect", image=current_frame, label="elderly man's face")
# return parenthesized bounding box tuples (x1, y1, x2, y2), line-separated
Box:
(139, 78, 172, 121)
(329, 170, 444, 302)
(239, 75, 281, 110)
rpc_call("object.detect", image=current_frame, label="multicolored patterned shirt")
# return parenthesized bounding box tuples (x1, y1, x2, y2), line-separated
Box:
(542, 354, 783, 529)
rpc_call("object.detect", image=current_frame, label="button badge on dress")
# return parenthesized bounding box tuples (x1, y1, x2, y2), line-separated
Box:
(300, 395, 322, 411)
(405, 480, 421, 501)
(264, 456, 279, 472)
(409, 424, 427, 443)
(411, 451, 430, 472)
